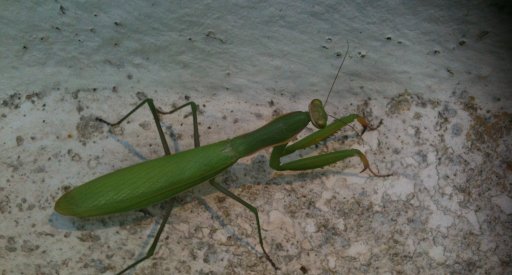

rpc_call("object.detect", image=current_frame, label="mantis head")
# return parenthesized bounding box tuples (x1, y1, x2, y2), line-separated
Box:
(308, 99, 328, 129)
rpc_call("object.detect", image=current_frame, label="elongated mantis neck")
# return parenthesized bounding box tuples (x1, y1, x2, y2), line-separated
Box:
(230, 111, 311, 157)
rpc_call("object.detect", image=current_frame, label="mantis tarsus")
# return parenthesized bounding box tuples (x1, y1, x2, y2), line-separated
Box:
(55, 47, 391, 274)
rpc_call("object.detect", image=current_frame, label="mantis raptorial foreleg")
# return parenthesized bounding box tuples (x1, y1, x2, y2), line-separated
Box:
(96, 99, 201, 275)
(270, 114, 390, 177)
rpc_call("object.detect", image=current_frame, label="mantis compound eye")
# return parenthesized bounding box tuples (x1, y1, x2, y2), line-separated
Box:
(308, 99, 327, 129)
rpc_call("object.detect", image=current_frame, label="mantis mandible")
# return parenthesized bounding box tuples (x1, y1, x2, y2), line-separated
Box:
(55, 46, 390, 274)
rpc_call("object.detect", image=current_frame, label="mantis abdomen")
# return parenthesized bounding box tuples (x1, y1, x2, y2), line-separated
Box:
(55, 111, 311, 218)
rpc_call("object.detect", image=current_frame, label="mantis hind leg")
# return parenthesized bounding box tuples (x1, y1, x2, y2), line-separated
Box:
(97, 98, 201, 274)
(209, 179, 279, 270)
(96, 98, 200, 155)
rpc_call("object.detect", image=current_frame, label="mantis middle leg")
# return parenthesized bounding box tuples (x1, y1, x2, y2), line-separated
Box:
(209, 179, 279, 270)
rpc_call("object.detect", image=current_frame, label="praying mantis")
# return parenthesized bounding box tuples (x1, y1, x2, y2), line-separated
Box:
(54, 46, 391, 274)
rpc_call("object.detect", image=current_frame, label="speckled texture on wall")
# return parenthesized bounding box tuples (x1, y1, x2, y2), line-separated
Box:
(1, 1, 511, 274)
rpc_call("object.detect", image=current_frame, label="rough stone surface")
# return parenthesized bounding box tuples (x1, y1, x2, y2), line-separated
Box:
(1, 1, 511, 274)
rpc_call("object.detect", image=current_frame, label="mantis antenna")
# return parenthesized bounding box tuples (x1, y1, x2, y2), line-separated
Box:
(324, 41, 350, 108)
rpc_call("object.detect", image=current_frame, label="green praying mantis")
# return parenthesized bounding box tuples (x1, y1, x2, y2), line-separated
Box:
(55, 47, 391, 274)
